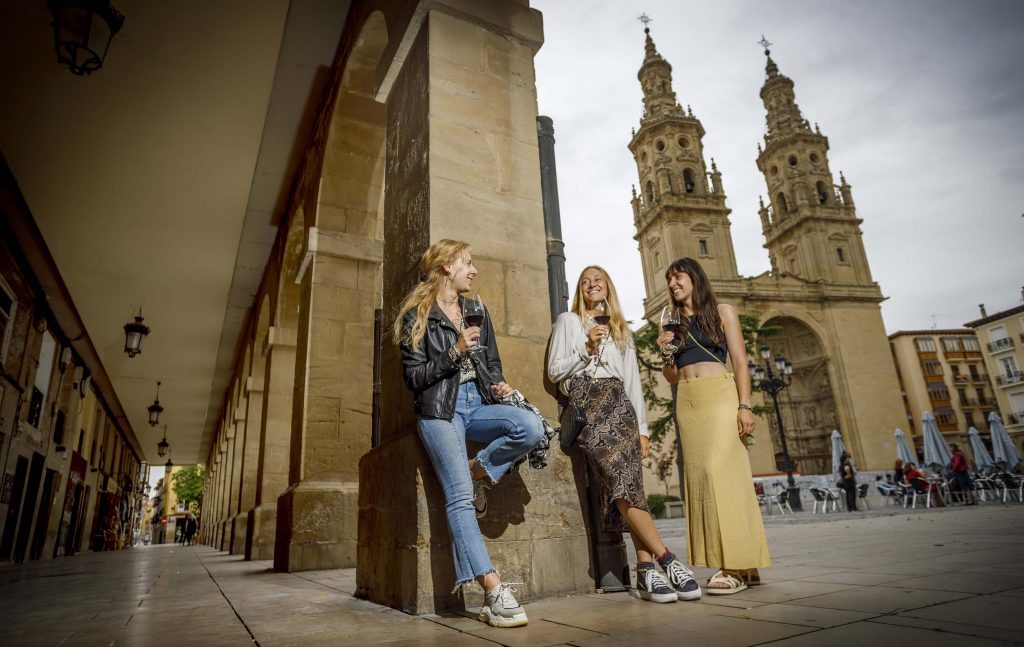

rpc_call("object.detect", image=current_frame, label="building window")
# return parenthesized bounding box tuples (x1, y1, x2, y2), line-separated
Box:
(698, 239, 708, 256)
(951, 364, 961, 378)
(965, 411, 975, 427)
(27, 331, 57, 429)
(963, 337, 980, 351)
(941, 337, 962, 352)
(921, 359, 943, 376)
(976, 387, 987, 405)
(645, 181, 654, 203)
(969, 364, 981, 379)
(915, 337, 937, 352)
(835, 247, 846, 264)
(935, 408, 956, 425)
(816, 181, 829, 204)
(777, 192, 790, 213)
(927, 383, 950, 400)
(999, 355, 1019, 377)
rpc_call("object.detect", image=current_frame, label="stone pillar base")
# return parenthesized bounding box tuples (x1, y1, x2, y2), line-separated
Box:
(273, 481, 359, 572)
(245, 503, 277, 561)
(356, 433, 592, 615)
(221, 520, 232, 552)
(230, 513, 249, 555)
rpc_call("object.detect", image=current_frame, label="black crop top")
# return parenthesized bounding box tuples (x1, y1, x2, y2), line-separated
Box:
(674, 319, 728, 368)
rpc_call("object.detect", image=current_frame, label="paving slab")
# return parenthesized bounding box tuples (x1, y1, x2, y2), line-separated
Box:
(0, 504, 1022, 646)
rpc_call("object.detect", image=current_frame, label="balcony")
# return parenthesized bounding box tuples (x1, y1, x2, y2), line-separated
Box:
(969, 373, 989, 384)
(987, 337, 1015, 353)
(996, 371, 1024, 387)
(959, 397, 980, 407)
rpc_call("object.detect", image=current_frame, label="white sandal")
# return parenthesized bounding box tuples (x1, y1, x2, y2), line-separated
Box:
(706, 570, 748, 595)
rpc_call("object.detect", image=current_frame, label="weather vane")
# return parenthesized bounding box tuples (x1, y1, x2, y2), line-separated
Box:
(638, 13, 653, 31)
(758, 34, 772, 53)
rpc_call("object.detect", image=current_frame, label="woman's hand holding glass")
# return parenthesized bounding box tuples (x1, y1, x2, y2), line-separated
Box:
(586, 324, 608, 354)
(455, 326, 480, 355)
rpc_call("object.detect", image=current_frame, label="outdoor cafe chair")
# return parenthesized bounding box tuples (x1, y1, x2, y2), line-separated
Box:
(876, 482, 900, 506)
(856, 482, 872, 510)
(809, 487, 838, 514)
(772, 489, 793, 515)
(754, 482, 771, 514)
(974, 477, 996, 503)
(896, 483, 920, 509)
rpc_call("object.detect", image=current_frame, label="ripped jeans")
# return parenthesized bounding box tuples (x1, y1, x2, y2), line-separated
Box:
(417, 381, 544, 588)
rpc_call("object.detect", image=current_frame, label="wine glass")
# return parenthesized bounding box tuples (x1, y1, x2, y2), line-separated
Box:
(463, 294, 486, 354)
(660, 305, 681, 354)
(592, 299, 611, 326)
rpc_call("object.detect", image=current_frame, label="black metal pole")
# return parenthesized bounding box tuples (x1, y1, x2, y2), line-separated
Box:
(761, 361, 802, 511)
(537, 116, 627, 592)
(537, 116, 569, 323)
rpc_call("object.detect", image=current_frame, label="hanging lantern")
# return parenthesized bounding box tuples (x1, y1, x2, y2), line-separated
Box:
(147, 381, 163, 426)
(157, 427, 169, 457)
(123, 308, 150, 357)
(49, 0, 125, 76)
(165, 459, 173, 469)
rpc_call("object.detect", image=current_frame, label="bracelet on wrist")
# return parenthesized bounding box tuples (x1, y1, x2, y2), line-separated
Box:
(738, 404, 752, 411)
(448, 346, 462, 364)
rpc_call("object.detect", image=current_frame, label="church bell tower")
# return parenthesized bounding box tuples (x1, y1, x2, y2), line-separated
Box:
(629, 24, 740, 321)
(755, 44, 874, 287)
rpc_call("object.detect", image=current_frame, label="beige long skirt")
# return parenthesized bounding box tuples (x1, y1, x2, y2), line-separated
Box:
(677, 373, 771, 569)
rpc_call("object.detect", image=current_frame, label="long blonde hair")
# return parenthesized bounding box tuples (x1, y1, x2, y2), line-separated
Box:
(392, 239, 471, 350)
(571, 265, 630, 351)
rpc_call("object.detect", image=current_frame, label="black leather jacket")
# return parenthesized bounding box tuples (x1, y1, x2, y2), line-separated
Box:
(400, 298, 506, 420)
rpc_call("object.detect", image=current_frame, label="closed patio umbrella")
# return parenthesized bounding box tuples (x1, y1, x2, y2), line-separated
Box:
(894, 428, 917, 465)
(988, 412, 1021, 471)
(967, 426, 995, 472)
(921, 411, 953, 469)
(830, 429, 847, 475)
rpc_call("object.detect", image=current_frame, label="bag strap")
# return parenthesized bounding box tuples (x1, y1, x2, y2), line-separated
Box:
(686, 330, 729, 368)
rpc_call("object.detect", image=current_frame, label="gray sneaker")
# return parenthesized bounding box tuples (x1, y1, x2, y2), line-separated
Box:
(664, 558, 702, 601)
(473, 480, 488, 518)
(633, 567, 678, 603)
(479, 583, 528, 628)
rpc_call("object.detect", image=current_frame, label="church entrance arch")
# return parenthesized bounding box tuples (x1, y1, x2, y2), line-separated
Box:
(761, 316, 836, 476)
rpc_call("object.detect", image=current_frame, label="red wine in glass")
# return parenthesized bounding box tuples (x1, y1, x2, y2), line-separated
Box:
(660, 305, 681, 353)
(593, 300, 610, 325)
(464, 313, 485, 327)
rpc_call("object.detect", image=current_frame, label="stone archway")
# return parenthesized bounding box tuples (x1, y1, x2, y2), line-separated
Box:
(762, 316, 837, 475)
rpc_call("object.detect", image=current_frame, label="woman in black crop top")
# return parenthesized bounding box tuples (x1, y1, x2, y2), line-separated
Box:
(656, 258, 771, 595)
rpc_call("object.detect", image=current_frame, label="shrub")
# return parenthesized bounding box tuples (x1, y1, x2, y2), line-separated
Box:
(646, 493, 681, 516)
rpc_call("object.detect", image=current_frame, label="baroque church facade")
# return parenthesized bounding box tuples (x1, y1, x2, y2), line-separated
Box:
(630, 29, 906, 474)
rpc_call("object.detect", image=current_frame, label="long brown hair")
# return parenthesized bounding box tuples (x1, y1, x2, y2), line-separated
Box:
(571, 266, 630, 351)
(664, 257, 723, 345)
(392, 239, 470, 349)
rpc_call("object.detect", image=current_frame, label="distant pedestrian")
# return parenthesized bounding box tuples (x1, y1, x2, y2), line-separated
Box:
(183, 513, 198, 545)
(949, 444, 976, 505)
(836, 451, 857, 512)
(894, 459, 905, 485)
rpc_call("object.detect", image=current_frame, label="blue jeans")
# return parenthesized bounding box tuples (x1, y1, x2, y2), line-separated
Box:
(418, 381, 544, 588)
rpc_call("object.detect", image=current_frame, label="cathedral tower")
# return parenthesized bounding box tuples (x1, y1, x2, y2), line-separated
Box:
(628, 26, 739, 320)
(755, 47, 873, 286)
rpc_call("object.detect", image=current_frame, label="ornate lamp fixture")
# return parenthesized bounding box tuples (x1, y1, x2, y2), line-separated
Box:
(49, 0, 125, 75)
(147, 381, 163, 426)
(157, 426, 169, 458)
(123, 308, 150, 357)
(165, 458, 174, 469)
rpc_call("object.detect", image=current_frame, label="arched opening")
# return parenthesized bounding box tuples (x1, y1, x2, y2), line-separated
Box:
(645, 180, 655, 203)
(760, 316, 836, 476)
(776, 192, 789, 214)
(816, 181, 829, 205)
(683, 168, 695, 194)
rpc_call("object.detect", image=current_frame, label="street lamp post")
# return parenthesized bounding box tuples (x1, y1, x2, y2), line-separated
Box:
(749, 345, 803, 511)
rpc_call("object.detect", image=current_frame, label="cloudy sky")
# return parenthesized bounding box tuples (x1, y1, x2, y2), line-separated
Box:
(532, 0, 1024, 333)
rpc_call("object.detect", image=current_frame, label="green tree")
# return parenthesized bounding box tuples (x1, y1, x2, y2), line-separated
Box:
(171, 464, 206, 515)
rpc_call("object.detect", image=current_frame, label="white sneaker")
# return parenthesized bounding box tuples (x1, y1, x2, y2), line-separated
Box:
(632, 568, 678, 604)
(479, 583, 528, 628)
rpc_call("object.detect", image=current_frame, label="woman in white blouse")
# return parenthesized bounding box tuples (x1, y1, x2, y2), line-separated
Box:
(547, 266, 701, 604)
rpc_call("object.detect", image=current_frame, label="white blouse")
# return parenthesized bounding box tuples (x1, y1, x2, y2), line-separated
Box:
(547, 311, 650, 437)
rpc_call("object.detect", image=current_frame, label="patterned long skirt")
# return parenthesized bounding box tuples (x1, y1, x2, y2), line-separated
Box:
(569, 376, 648, 532)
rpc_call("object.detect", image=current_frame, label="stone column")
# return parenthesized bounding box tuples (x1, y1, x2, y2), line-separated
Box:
(220, 433, 236, 551)
(273, 236, 381, 571)
(246, 327, 296, 561)
(231, 384, 259, 555)
(357, 4, 591, 614)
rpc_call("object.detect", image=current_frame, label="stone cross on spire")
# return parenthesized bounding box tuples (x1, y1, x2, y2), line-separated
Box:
(758, 35, 780, 79)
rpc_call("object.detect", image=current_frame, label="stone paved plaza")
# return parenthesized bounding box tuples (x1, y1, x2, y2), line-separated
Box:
(1, 504, 1022, 646)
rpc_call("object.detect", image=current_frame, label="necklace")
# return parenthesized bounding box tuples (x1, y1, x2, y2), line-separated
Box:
(436, 295, 459, 305)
